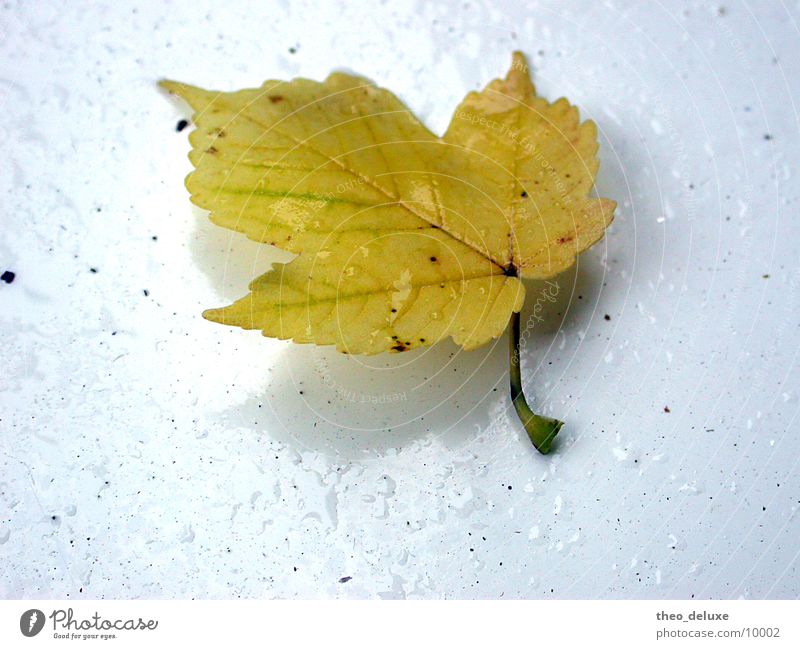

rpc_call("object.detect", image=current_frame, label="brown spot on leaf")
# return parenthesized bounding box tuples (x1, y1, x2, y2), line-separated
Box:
(391, 343, 407, 352)
(269, 95, 284, 103)
(205, 146, 218, 155)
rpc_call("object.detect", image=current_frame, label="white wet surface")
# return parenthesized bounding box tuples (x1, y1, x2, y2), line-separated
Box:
(1, 0, 799, 598)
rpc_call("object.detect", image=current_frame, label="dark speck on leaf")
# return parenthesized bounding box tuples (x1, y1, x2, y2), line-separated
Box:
(762, 274, 770, 278)
(664, 406, 671, 413)
(520, 190, 528, 198)
(338, 576, 352, 583)
(176, 119, 189, 132)
(143, 289, 150, 297)
(90, 267, 98, 273)
(288, 47, 297, 54)
(430, 256, 437, 262)
(391, 308, 397, 313)
(205, 146, 218, 155)
(1, 270, 15, 284)
(391, 343, 407, 352)
(764, 134, 773, 140)
(604, 314, 611, 321)
(269, 95, 284, 103)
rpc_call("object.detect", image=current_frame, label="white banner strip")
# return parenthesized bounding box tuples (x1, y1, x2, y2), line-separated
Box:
(0, 600, 797, 648)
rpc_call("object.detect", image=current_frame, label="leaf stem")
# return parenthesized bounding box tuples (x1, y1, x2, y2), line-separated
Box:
(509, 310, 564, 454)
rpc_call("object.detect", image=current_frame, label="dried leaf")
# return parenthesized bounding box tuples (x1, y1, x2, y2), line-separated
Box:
(161, 52, 614, 355)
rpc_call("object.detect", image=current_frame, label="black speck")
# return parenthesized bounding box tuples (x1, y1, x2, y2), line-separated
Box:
(762, 274, 770, 279)
(520, 190, 528, 198)
(151, 235, 158, 241)
(604, 314, 611, 321)
(289, 47, 297, 54)
(764, 134, 773, 140)
(90, 267, 98, 273)
(430, 256, 437, 262)
(143, 289, 149, 296)
(176, 119, 189, 132)
(338, 576, 352, 583)
(664, 406, 671, 413)
(1, 270, 15, 284)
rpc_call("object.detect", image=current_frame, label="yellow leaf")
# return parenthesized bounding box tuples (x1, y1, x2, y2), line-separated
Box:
(160, 52, 614, 355)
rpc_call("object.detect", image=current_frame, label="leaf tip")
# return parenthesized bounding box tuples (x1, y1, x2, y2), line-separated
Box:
(158, 79, 180, 94)
(504, 51, 535, 98)
(202, 307, 227, 324)
(596, 197, 618, 226)
(510, 50, 528, 72)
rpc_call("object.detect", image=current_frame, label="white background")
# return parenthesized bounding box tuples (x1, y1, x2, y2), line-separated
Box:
(1, 0, 799, 599)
